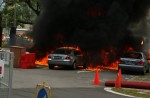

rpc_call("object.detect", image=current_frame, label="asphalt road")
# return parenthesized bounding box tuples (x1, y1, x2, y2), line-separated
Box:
(11, 66, 136, 98)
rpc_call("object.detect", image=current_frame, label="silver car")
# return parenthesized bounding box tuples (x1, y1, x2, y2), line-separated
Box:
(118, 51, 150, 75)
(47, 47, 87, 69)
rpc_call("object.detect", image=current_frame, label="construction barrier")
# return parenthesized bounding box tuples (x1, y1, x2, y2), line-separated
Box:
(105, 68, 150, 90)
(20, 53, 36, 69)
(0, 51, 14, 98)
(10, 46, 26, 68)
(105, 81, 150, 90)
(35, 82, 51, 98)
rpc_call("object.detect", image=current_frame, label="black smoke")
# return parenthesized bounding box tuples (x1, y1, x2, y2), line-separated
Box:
(32, 0, 150, 65)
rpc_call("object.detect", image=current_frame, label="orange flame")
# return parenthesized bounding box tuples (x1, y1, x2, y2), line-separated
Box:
(86, 60, 119, 71)
(59, 46, 80, 51)
(141, 40, 144, 45)
(35, 55, 48, 66)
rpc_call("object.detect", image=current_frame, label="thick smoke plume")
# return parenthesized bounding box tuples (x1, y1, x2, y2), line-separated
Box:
(32, 0, 150, 65)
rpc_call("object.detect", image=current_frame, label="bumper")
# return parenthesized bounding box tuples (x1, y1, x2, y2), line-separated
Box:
(118, 64, 145, 72)
(48, 60, 73, 66)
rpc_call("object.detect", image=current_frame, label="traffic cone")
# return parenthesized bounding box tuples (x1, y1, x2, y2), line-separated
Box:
(115, 69, 122, 88)
(93, 69, 100, 85)
(119, 68, 122, 81)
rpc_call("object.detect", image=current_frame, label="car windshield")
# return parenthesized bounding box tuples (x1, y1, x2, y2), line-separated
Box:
(53, 49, 72, 54)
(122, 52, 142, 59)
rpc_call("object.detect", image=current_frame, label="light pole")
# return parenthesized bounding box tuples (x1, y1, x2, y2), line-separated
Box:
(10, 0, 16, 46)
(0, 0, 3, 48)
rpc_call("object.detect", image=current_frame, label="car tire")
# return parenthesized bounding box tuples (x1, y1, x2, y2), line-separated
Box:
(72, 62, 77, 70)
(49, 64, 54, 69)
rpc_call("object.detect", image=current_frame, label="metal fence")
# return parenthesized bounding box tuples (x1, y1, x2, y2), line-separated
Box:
(0, 51, 14, 98)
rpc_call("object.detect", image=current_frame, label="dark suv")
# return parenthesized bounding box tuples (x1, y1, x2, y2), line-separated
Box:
(47, 47, 87, 69)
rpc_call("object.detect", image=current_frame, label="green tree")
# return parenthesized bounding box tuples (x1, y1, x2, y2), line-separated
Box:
(2, 0, 40, 28)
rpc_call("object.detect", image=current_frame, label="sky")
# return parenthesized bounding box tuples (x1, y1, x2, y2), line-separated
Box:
(0, 0, 4, 11)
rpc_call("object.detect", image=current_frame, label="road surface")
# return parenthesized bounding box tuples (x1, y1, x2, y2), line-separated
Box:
(11, 66, 136, 98)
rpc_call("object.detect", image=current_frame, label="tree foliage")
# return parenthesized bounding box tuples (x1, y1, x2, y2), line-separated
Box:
(2, 0, 40, 28)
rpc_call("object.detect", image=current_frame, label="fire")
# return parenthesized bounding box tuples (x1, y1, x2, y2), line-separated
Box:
(86, 60, 119, 71)
(99, 60, 119, 70)
(85, 49, 119, 71)
(35, 46, 80, 66)
(85, 47, 134, 71)
(35, 53, 119, 70)
(141, 40, 144, 45)
(34, 47, 130, 71)
(35, 55, 48, 66)
(59, 46, 80, 51)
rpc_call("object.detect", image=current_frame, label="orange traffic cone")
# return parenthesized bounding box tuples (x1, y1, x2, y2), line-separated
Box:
(119, 68, 122, 81)
(115, 69, 122, 88)
(93, 69, 100, 85)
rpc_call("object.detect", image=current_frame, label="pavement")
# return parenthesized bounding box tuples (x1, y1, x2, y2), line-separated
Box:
(11, 72, 150, 98)
(12, 88, 35, 98)
(104, 73, 150, 97)
(104, 87, 140, 98)
(4, 69, 150, 98)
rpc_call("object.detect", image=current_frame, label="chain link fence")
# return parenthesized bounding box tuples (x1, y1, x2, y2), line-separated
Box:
(0, 51, 14, 98)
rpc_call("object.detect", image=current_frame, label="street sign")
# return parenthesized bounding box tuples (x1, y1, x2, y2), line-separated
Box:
(37, 88, 48, 98)
(0, 60, 4, 78)
(36, 82, 51, 98)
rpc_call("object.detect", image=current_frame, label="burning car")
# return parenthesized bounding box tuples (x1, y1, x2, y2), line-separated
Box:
(118, 51, 150, 75)
(47, 47, 87, 69)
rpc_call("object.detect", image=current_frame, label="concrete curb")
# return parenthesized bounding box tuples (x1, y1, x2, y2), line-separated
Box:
(104, 87, 141, 98)
(105, 81, 150, 90)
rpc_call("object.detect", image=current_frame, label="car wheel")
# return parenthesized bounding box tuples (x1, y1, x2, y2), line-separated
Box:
(72, 62, 77, 70)
(49, 64, 54, 69)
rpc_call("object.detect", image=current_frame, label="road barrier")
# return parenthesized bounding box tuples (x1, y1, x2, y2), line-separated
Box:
(0, 51, 14, 98)
(20, 53, 36, 69)
(105, 81, 150, 90)
(35, 82, 51, 98)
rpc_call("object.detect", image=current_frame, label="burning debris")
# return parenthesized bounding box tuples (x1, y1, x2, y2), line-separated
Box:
(32, 0, 150, 68)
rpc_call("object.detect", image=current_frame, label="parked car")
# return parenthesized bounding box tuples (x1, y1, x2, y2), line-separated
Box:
(47, 47, 87, 69)
(118, 51, 150, 75)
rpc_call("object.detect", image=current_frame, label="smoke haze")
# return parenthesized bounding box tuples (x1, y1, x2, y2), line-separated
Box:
(32, 0, 150, 65)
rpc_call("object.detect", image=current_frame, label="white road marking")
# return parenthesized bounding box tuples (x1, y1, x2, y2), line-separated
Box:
(125, 78, 129, 80)
(77, 70, 92, 73)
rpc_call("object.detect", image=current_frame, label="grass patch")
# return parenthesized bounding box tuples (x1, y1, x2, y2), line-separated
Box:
(112, 88, 150, 98)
